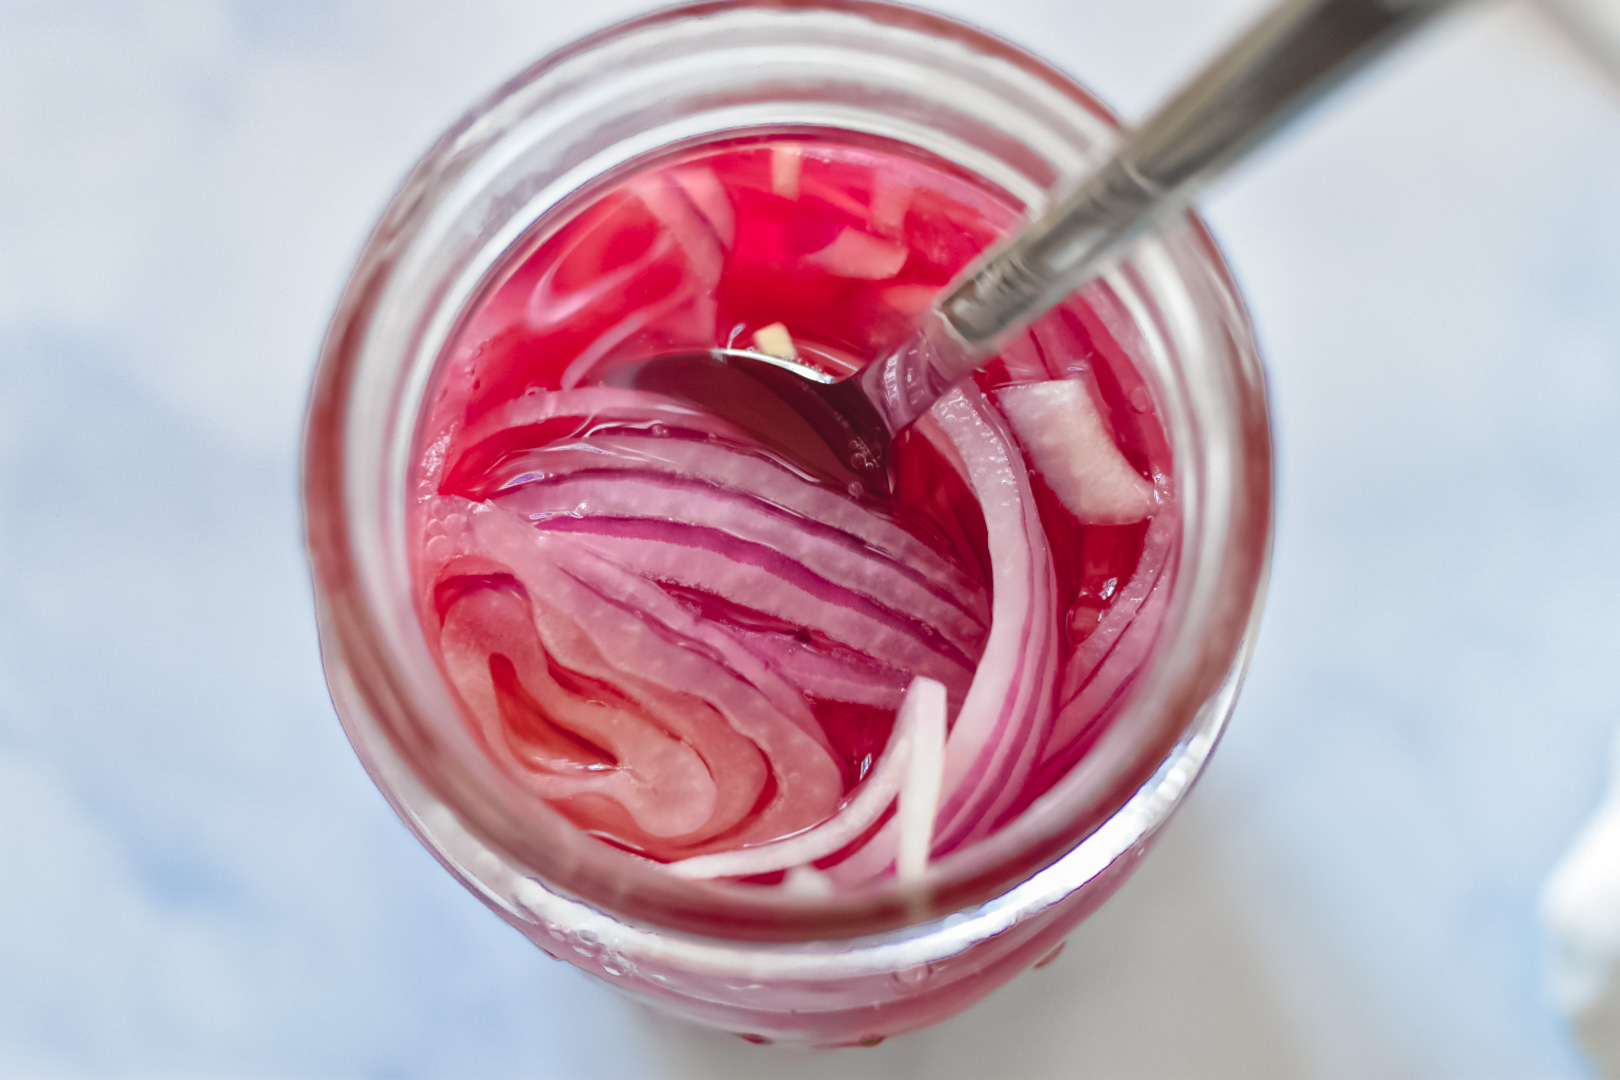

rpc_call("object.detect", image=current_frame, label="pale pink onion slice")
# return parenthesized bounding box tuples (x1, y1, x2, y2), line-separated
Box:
(471, 426, 985, 611)
(771, 144, 801, 199)
(552, 178, 721, 389)
(494, 473, 986, 653)
(996, 379, 1156, 525)
(631, 171, 724, 284)
(431, 498, 844, 847)
(926, 388, 1060, 851)
(552, 278, 717, 393)
(439, 586, 721, 838)
(544, 541, 833, 755)
(730, 629, 913, 709)
(666, 675, 947, 880)
(897, 676, 948, 886)
(515, 523, 976, 688)
(524, 205, 686, 333)
(464, 508, 840, 804)
(879, 284, 935, 315)
(869, 174, 912, 236)
(994, 332, 1055, 384)
(807, 227, 908, 279)
(670, 164, 736, 249)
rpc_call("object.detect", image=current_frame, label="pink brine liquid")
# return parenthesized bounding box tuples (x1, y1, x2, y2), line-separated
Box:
(413, 135, 1176, 889)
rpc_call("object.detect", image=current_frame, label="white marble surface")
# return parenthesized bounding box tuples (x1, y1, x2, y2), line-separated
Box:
(1, 1, 1617, 1075)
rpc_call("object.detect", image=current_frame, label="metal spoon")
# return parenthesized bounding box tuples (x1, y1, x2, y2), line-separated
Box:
(611, 0, 1461, 490)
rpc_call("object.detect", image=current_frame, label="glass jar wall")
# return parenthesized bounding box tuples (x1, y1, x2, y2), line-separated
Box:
(303, 0, 1272, 1045)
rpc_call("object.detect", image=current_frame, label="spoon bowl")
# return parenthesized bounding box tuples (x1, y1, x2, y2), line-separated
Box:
(601, 347, 903, 496)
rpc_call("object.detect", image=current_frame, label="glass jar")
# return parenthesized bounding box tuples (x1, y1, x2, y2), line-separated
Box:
(303, 0, 1272, 1047)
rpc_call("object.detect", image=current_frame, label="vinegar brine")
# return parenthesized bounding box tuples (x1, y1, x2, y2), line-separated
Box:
(412, 134, 1177, 892)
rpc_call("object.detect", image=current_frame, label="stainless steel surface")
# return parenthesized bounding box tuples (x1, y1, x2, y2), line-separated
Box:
(939, 0, 1459, 351)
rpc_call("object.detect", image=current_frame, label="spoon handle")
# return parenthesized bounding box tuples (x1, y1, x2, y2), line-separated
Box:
(937, 0, 1459, 354)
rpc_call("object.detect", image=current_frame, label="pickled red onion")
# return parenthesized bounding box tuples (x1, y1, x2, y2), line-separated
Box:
(495, 473, 986, 653)
(425, 377, 1164, 877)
(668, 675, 947, 880)
(997, 379, 1156, 525)
(927, 389, 1060, 851)
(419, 138, 1176, 884)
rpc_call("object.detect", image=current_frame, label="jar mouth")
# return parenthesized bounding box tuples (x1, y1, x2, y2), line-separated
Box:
(303, 0, 1272, 943)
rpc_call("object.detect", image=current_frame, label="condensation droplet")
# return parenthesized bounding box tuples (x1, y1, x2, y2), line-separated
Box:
(890, 962, 935, 989)
(1129, 385, 1153, 413)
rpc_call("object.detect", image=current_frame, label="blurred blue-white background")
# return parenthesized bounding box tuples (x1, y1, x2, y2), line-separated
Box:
(2, 1, 1618, 1075)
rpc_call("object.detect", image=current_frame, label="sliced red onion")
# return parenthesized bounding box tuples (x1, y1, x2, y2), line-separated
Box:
(1033, 511, 1177, 784)
(427, 368, 1174, 877)
(510, 521, 976, 688)
(525, 220, 678, 333)
(494, 472, 986, 654)
(997, 379, 1156, 525)
(670, 164, 737, 250)
(631, 171, 724, 283)
(926, 388, 1060, 852)
(869, 174, 912, 236)
(730, 629, 912, 709)
(807, 227, 908, 280)
(464, 421, 985, 612)
(543, 541, 833, 756)
(771, 144, 801, 199)
(897, 676, 948, 886)
(552, 288, 716, 393)
(667, 676, 946, 880)
(553, 179, 721, 389)
(429, 497, 844, 850)
(439, 585, 721, 838)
